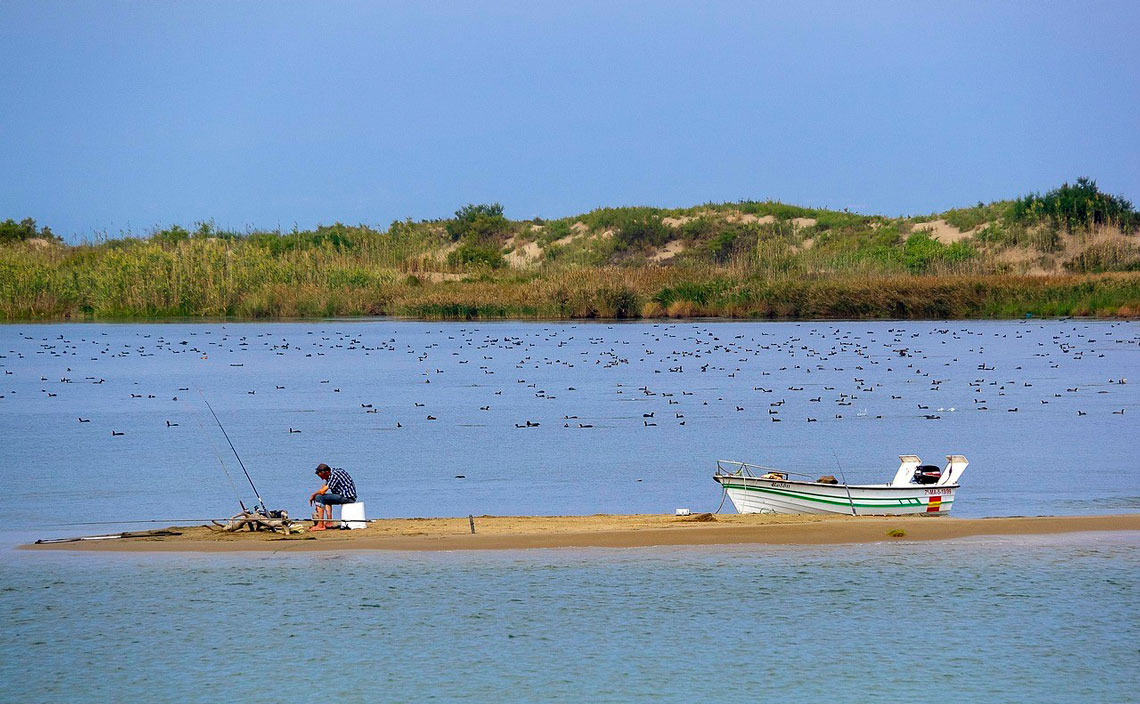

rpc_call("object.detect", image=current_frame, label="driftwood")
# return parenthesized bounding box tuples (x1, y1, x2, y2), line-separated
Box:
(211, 510, 304, 535)
(35, 529, 182, 545)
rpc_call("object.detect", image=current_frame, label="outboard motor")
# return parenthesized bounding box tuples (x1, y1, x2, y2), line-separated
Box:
(913, 465, 943, 485)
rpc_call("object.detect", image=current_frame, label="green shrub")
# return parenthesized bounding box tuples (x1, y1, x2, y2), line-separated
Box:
(538, 219, 572, 246)
(941, 201, 1010, 231)
(613, 214, 671, 250)
(446, 203, 508, 243)
(448, 243, 505, 269)
(903, 232, 944, 274)
(1011, 178, 1138, 232)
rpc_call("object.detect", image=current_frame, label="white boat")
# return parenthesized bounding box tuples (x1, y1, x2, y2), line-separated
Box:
(714, 455, 968, 516)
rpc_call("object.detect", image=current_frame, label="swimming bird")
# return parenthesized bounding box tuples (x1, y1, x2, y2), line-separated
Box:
(166, 420, 178, 427)
(78, 417, 90, 423)
(289, 428, 301, 433)
(111, 430, 124, 436)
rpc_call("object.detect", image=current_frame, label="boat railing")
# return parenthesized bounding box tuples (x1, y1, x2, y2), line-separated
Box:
(715, 460, 816, 481)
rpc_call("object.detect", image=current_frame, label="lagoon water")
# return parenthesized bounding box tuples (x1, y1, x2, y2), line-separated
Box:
(2, 320, 1138, 701)
(3, 534, 1138, 702)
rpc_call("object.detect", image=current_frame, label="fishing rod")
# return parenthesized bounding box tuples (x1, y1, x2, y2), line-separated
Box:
(41, 517, 382, 527)
(199, 391, 267, 515)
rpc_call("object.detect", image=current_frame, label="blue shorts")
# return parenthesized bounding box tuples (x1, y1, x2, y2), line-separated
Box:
(315, 492, 355, 506)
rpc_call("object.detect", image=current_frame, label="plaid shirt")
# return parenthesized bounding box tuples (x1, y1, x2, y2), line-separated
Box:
(327, 468, 357, 502)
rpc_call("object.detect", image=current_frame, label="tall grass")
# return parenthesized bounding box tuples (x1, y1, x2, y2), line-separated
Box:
(3, 235, 1138, 320)
(3, 185, 1139, 320)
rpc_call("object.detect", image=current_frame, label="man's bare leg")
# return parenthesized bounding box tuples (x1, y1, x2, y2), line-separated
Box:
(309, 503, 328, 531)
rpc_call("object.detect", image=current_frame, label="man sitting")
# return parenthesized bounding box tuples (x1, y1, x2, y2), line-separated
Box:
(308, 463, 358, 531)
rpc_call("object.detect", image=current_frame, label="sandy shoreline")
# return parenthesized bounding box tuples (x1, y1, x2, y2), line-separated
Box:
(23, 513, 1140, 552)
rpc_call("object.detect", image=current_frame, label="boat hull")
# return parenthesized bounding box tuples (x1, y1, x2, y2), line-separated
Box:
(714, 475, 957, 516)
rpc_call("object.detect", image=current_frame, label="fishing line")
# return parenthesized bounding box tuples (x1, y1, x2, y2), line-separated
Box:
(829, 447, 858, 517)
(198, 390, 266, 514)
(196, 414, 246, 512)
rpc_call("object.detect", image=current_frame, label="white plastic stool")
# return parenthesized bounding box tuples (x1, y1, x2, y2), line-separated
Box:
(338, 501, 367, 530)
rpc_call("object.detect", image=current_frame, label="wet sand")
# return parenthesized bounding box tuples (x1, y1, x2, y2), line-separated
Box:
(24, 513, 1140, 552)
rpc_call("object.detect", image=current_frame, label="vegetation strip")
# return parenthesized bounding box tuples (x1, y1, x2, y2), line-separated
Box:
(3, 179, 1137, 320)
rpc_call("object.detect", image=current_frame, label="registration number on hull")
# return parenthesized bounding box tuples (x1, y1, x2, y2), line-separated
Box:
(925, 487, 952, 495)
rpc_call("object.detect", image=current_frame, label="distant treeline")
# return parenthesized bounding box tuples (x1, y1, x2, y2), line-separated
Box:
(0, 217, 58, 244)
(2, 179, 1138, 320)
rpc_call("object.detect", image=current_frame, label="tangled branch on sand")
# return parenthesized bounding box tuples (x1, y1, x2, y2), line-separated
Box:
(211, 510, 304, 535)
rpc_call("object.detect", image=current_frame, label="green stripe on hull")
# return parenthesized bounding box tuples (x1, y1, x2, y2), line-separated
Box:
(720, 482, 954, 509)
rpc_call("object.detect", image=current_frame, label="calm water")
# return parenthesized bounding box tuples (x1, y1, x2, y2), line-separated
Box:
(2, 533, 1138, 703)
(0, 320, 1137, 540)
(2, 320, 1138, 701)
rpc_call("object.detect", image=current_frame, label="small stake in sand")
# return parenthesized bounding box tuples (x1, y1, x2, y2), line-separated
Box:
(469, 515, 476, 534)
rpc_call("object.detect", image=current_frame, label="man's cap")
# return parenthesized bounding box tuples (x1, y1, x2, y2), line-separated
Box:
(315, 463, 331, 474)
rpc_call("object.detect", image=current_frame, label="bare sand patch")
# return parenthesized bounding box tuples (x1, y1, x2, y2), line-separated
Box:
(996, 247, 1051, 275)
(792, 217, 817, 229)
(26, 513, 1140, 553)
(913, 219, 975, 245)
(662, 216, 693, 228)
(650, 239, 686, 262)
(426, 241, 461, 263)
(504, 238, 542, 267)
(725, 213, 774, 225)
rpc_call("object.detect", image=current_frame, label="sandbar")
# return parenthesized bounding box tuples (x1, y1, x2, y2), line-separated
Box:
(23, 513, 1140, 552)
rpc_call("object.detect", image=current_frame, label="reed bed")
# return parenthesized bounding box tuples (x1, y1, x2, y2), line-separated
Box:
(3, 236, 1138, 320)
(3, 184, 1138, 321)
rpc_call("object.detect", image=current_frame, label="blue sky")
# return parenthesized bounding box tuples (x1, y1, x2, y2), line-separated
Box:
(2, 1, 1138, 240)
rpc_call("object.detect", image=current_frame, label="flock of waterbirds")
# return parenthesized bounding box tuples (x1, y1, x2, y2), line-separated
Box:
(0, 322, 1135, 445)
